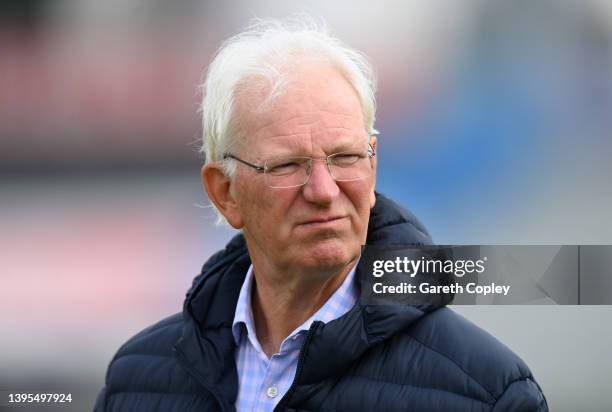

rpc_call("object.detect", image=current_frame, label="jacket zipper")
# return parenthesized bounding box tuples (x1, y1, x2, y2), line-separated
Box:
(273, 321, 323, 412)
(174, 345, 228, 412)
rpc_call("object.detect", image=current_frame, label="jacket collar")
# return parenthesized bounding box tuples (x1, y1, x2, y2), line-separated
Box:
(176, 192, 440, 402)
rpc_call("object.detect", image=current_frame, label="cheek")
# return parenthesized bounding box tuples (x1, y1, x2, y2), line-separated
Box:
(335, 184, 371, 238)
(343, 180, 374, 213)
(240, 184, 296, 235)
(234, 177, 265, 221)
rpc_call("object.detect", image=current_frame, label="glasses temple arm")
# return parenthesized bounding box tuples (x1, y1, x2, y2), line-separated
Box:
(223, 154, 265, 173)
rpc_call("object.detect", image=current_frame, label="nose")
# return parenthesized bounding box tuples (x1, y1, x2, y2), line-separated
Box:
(302, 159, 339, 205)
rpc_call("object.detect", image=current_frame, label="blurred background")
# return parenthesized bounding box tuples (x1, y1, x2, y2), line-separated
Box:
(1, 0, 612, 410)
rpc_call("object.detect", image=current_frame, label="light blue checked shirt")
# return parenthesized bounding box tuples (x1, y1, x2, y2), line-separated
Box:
(231, 263, 359, 412)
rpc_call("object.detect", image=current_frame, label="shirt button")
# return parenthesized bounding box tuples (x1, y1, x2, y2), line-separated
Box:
(266, 385, 278, 398)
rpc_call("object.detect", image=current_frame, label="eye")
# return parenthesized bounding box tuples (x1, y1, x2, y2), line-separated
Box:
(331, 153, 362, 167)
(266, 158, 306, 176)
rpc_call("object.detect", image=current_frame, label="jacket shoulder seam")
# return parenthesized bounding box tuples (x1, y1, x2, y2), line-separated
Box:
(406, 333, 497, 401)
(119, 316, 183, 352)
(491, 376, 539, 406)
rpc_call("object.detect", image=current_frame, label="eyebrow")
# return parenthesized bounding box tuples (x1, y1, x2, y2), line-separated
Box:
(264, 141, 367, 159)
(324, 136, 369, 154)
(257, 129, 369, 156)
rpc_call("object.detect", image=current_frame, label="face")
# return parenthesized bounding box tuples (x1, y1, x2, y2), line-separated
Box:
(209, 65, 376, 276)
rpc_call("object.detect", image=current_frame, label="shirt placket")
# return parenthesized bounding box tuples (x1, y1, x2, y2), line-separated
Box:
(253, 334, 304, 412)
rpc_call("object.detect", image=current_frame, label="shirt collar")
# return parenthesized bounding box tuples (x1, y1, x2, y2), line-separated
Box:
(232, 264, 257, 347)
(232, 261, 359, 348)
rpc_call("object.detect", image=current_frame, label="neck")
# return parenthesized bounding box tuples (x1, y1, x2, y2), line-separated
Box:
(250, 258, 356, 358)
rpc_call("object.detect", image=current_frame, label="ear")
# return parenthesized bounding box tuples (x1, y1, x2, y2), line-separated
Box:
(369, 136, 377, 209)
(201, 164, 244, 229)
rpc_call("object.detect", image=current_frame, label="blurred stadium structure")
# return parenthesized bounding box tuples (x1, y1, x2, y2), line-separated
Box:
(1, 1, 612, 411)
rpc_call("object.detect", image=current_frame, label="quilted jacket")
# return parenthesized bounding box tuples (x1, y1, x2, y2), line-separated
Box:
(95, 193, 548, 411)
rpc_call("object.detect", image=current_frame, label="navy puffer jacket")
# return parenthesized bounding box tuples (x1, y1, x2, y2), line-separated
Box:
(95, 193, 548, 411)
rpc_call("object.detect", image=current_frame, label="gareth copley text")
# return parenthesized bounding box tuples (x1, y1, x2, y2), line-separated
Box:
(373, 282, 511, 296)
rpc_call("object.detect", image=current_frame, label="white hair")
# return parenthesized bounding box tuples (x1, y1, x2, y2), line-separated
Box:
(199, 14, 378, 223)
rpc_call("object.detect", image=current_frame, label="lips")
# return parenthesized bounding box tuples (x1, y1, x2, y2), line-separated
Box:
(299, 215, 347, 226)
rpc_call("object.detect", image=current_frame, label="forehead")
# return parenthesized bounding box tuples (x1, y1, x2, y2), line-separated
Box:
(234, 66, 366, 155)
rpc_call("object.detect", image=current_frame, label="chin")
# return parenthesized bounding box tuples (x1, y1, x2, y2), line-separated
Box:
(297, 239, 358, 272)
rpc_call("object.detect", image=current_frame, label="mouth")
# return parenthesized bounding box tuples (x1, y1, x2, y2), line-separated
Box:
(298, 215, 348, 228)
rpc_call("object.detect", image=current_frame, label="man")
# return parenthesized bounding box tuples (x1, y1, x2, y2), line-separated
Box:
(96, 16, 548, 411)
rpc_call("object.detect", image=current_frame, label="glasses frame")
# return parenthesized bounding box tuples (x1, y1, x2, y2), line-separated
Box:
(223, 144, 376, 188)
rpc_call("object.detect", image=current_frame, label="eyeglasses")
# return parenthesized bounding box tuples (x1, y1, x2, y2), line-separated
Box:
(223, 145, 375, 189)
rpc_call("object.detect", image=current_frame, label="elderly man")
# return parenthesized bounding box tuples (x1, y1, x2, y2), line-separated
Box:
(96, 17, 547, 412)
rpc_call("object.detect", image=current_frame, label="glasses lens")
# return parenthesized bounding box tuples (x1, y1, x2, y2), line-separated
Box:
(329, 151, 372, 181)
(264, 157, 310, 188)
(262, 149, 373, 188)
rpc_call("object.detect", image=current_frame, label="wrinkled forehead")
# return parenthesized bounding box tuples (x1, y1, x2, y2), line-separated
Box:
(232, 65, 368, 156)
